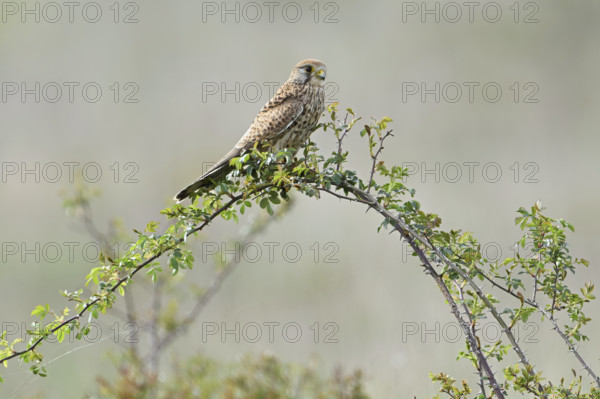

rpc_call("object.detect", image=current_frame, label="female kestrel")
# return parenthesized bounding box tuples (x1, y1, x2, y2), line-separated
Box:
(174, 59, 327, 202)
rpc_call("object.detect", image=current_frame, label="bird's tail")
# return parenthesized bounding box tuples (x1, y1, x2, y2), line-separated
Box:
(173, 163, 232, 203)
(174, 146, 243, 203)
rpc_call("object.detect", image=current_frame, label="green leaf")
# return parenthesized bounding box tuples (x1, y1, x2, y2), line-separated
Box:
(170, 256, 179, 275)
(31, 305, 50, 321)
(55, 326, 66, 343)
(259, 197, 269, 209)
(146, 221, 159, 233)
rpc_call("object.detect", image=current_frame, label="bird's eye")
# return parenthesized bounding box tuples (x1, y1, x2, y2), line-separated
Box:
(304, 65, 313, 73)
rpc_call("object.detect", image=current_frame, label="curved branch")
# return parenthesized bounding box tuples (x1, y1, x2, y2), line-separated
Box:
(0, 190, 259, 368)
(324, 183, 506, 398)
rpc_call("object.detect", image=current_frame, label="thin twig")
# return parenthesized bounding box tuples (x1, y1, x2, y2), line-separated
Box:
(550, 261, 559, 319)
(318, 187, 372, 205)
(532, 271, 538, 303)
(366, 130, 393, 195)
(335, 113, 351, 172)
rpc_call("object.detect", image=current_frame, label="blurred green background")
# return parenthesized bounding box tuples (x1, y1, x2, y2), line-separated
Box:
(1, 0, 600, 397)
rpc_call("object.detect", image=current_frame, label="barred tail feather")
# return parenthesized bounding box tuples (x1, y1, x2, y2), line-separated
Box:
(173, 147, 242, 203)
(173, 164, 230, 202)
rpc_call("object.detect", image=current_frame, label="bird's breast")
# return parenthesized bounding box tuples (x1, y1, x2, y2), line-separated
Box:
(272, 85, 325, 151)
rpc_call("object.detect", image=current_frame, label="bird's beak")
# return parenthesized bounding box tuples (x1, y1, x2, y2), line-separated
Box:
(315, 69, 326, 80)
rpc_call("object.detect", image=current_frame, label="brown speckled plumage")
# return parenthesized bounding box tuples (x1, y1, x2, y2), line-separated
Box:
(174, 59, 327, 202)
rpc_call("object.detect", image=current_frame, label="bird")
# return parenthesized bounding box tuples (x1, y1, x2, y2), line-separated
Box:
(174, 59, 327, 203)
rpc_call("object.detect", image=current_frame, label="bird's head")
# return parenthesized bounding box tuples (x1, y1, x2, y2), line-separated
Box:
(288, 59, 327, 87)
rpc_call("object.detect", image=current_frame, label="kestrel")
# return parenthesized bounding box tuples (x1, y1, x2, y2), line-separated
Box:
(174, 59, 327, 202)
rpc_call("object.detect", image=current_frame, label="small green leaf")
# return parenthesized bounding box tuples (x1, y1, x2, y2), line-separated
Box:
(170, 256, 179, 275)
(31, 305, 50, 321)
(146, 221, 159, 233)
(259, 197, 269, 209)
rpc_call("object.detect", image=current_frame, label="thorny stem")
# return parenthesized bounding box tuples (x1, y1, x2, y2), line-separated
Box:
(341, 183, 534, 379)
(323, 182, 505, 397)
(455, 281, 488, 398)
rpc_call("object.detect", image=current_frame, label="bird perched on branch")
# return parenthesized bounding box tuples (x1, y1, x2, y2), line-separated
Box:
(174, 59, 327, 203)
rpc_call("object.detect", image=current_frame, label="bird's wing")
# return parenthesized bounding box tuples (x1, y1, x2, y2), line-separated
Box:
(202, 98, 303, 177)
(236, 90, 304, 149)
(197, 92, 303, 175)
